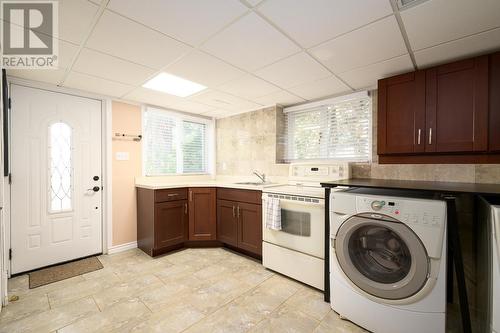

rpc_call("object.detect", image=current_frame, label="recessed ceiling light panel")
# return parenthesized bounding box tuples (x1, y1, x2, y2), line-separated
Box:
(142, 73, 207, 97)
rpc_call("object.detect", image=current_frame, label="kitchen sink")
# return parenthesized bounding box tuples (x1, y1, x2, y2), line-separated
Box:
(234, 181, 273, 186)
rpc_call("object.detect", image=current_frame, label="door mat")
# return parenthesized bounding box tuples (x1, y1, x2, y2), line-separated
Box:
(29, 257, 103, 289)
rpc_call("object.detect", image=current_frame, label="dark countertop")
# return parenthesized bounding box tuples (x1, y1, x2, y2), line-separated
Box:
(321, 178, 500, 195)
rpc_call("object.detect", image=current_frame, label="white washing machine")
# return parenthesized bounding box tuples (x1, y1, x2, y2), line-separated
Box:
(329, 189, 447, 333)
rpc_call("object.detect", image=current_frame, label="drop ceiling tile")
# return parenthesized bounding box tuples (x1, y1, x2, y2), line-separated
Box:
(309, 16, 407, 73)
(201, 109, 233, 118)
(57, 40, 80, 69)
(258, 0, 393, 48)
(86, 11, 191, 69)
(171, 101, 216, 114)
(287, 76, 351, 100)
(338, 55, 414, 90)
(58, 0, 99, 44)
(255, 52, 331, 89)
(6, 68, 67, 85)
(190, 90, 262, 111)
(253, 90, 305, 107)
(245, 0, 264, 7)
(201, 12, 300, 71)
(124, 87, 183, 109)
(73, 48, 156, 85)
(414, 27, 500, 68)
(217, 75, 281, 99)
(401, 0, 500, 51)
(107, 0, 248, 46)
(64, 71, 134, 97)
(165, 51, 245, 87)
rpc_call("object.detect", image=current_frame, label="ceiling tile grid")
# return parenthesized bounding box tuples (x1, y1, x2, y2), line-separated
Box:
(72, 48, 156, 86)
(255, 52, 332, 89)
(5, 0, 500, 118)
(401, 0, 500, 51)
(217, 74, 282, 100)
(309, 15, 408, 73)
(201, 12, 301, 71)
(257, 0, 394, 48)
(85, 10, 192, 70)
(106, 0, 249, 46)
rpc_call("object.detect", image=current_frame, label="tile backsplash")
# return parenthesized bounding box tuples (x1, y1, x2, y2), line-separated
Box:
(215, 94, 500, 184)
(216, 106, 289, 177)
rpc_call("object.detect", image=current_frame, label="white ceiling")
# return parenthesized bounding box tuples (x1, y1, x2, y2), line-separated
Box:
(7, 0, 500, 118)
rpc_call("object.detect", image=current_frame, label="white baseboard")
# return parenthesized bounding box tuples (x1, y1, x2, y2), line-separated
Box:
(107, 241, 138, 254)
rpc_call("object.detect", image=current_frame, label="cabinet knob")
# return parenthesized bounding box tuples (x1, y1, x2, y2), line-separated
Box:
(428, 128, 433, 145)
(417, 129, 421, 145)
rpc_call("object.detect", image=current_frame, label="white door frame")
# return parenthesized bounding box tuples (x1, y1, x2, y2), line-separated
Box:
(1, 77, 113, 288)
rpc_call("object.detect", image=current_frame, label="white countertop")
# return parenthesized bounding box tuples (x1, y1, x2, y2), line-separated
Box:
(135, 175, 288, 191)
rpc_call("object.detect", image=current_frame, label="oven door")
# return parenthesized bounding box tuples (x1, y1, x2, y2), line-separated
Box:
(262, 193, 325, 258)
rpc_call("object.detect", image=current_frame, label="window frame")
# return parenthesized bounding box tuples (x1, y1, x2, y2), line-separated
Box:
(283, 91, 372, 163)
(48, 121, 74, 214)
(142, 106, 214, 176)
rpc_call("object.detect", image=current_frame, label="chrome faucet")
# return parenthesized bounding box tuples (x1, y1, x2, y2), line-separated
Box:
(253, 170, 266, 183)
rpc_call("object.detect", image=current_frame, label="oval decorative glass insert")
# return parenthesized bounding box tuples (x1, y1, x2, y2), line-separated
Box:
(49, 122, 72, 212)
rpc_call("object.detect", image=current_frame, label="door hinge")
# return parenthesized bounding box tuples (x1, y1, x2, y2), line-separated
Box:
(8, 173, 11, 184)
(8, 248, 12, 260)
(8, 97, 11, 110)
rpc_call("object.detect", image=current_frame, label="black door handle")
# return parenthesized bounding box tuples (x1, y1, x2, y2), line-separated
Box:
(92, 186, 100, 192)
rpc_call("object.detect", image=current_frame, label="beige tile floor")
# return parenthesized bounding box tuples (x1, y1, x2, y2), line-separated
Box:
(0, 248, 366, 333)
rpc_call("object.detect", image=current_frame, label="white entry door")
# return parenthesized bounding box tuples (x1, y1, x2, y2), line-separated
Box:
(10, 84, 103, 274)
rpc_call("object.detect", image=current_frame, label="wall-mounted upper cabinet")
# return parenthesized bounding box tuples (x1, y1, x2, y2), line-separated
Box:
(378, 52, 499, 164)
(490, 52, 500, 153)
(378, 71, 425, 155)
(425, 56, 488, 153)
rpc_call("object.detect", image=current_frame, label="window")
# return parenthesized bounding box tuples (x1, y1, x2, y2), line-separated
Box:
(49, 122, 73, 212)
(143, 107, 212, 175)
(284, 91, 371, 162)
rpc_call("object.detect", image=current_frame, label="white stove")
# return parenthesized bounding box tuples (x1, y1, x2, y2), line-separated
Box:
(262, 163, 350, 290)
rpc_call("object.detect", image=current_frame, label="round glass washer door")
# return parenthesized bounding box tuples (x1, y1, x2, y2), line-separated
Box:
(335, 213, 429, 300)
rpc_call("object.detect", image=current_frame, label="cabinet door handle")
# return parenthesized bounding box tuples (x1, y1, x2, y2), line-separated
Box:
(232, 205, 236, 218)
(189, 191, 192, 201)
(184, 203, 187, 214)
(167, 193, 178, 197)
(237, 206, 240, 218)
(417, 129, 421, 145)
(428, 128, 433, 145)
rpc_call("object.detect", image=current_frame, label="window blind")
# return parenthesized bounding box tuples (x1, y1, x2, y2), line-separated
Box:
(284, 92, 371, 162)
(144, 108, 209, 175)
(182, 121, 206, 173)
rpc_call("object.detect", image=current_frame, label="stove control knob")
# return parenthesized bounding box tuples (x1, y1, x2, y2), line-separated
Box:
(371, 200, 385, 211)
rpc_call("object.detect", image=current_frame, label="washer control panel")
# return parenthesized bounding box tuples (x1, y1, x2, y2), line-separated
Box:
(356, 196, 444, 228)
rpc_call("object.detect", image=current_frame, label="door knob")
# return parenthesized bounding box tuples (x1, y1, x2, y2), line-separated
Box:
(87, 186, 100, 192)
(93, 176, 99, 181)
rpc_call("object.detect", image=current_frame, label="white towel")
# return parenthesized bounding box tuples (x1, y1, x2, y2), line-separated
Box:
(266, 197, 282, 230)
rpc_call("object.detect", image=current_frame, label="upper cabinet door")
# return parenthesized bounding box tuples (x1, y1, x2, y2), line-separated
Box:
(378, 71, 426, 154)
(490, 52, 500, 152)
(425, 56, 489, 153)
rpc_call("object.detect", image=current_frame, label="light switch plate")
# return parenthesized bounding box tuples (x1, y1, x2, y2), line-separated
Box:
(115, 152, 130, 161)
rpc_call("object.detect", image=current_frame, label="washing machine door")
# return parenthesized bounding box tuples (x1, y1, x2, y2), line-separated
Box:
(335, 213, 429, 300)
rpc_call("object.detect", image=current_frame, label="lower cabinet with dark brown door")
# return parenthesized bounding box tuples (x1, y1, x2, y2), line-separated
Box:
(137, 186, 261, 258)
(137, 187, 188, 256)
(216, 199, 238, 247)
(188, 187, 216, 241)
(217, 188, 262, 257)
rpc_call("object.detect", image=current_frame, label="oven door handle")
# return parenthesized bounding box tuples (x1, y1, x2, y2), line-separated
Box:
(263, 197, 325, 207)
